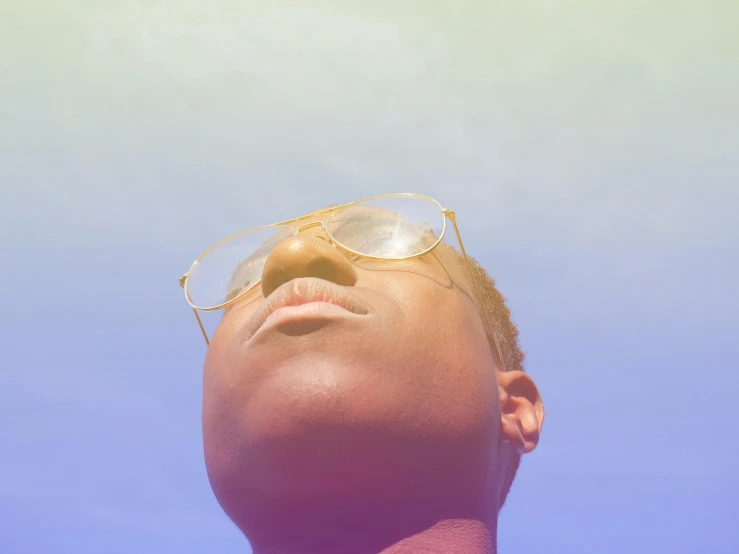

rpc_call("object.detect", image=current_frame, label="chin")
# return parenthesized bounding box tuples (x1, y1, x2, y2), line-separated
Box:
(202, 329, 498, 525)
(205, 356, 400, 485)
(204, 372, 495, 514)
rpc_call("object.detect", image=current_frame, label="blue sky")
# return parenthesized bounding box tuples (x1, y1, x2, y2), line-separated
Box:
(2, 2, 738, 553)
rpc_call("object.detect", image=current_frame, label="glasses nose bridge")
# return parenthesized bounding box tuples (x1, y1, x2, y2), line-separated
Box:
(295, 220, 328, 236)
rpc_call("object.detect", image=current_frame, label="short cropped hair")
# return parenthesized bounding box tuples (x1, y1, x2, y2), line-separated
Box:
(458, 252, 525, 506)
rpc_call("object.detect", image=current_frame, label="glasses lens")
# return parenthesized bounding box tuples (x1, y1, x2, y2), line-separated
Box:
(326, 195, 445, 259)
(186, 226, 294, 309)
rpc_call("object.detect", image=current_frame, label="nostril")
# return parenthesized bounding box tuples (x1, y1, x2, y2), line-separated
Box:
(264, 268, 291, 297)
(308, 259, 337, 283)
(262, 236, 358, 296)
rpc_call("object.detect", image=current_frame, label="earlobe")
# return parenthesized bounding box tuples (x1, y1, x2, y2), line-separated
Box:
(498, 371, 544, 454)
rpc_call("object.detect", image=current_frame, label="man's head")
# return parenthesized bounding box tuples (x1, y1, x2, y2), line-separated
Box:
(197, 202, 544, 545)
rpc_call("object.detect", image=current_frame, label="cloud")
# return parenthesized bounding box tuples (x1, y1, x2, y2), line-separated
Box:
(2, 1, 736, 251)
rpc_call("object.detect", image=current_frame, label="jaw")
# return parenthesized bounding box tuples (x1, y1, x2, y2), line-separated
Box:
(207, 429, 499, 553)
(203, 360, 499, 545)
(202, 278, 502, 544)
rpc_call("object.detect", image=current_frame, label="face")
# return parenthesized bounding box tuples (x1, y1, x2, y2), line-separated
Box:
(201, 214, 506, 531)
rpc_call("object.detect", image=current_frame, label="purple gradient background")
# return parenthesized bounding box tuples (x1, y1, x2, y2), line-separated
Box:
(2, 3, 737, 553)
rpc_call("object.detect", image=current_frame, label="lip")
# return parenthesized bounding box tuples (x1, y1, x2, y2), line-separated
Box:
(244, 278, 370, 341)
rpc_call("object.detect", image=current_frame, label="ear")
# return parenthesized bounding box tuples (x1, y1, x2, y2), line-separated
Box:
(498, 371, 544, 454)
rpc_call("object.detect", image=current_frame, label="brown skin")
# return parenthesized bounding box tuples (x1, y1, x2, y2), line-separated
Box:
(202, 230, 544, 554)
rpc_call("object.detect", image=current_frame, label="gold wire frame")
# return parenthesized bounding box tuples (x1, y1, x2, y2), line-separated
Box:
(179, 193, 506, 370)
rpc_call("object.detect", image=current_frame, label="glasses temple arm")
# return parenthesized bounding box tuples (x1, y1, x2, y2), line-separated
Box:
(445, 210, 506, 372)
(192, 308, 210, 345)
(181, 275, 211, 345)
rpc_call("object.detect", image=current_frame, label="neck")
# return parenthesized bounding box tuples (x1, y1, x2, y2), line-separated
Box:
(246, 495, 497, 554)
(380, 518, 496, 554)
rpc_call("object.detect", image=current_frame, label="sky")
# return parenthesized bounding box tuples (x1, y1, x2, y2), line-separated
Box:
(1, 1, 738, 553)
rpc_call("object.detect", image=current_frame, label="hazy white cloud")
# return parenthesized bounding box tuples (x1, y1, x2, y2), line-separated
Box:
(2, 1, 736, 251)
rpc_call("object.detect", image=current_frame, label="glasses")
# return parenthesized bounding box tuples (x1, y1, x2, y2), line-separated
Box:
(179, 193, 505, 370)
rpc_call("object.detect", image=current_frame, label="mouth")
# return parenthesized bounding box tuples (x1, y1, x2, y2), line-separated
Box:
(244, 278, 370, 341)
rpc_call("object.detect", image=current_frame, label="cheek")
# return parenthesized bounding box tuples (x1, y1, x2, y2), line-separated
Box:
(383, 280, 500, 435)
(201, 306, 261, 445)
(202, 310, 249, 408)
(387, 276, 488, 358)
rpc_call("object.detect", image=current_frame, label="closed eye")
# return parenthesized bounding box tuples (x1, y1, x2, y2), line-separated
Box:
(225, 280, 252, 303)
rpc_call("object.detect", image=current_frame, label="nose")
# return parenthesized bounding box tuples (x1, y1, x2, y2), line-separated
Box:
(260, 234, 358, 298)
